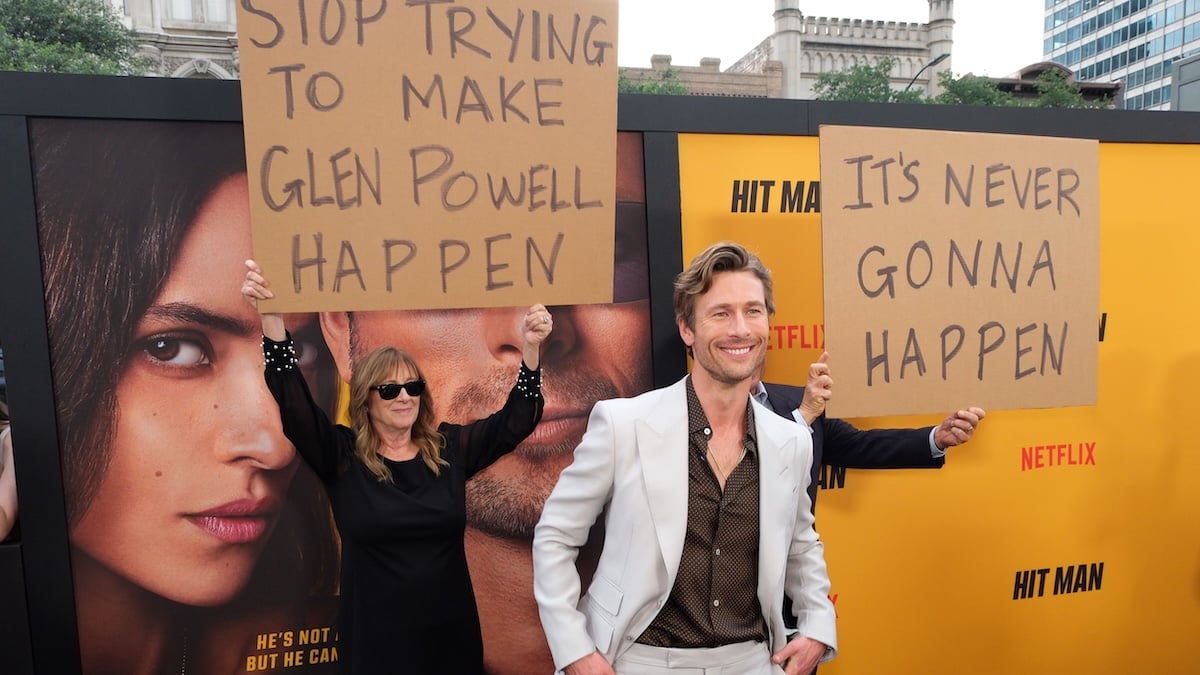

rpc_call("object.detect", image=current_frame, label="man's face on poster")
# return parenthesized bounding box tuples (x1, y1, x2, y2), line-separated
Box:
(319, 204, 653, 538)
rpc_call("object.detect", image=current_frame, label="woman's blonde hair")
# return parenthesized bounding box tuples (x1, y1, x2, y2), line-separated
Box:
(349, 347, 447, 481)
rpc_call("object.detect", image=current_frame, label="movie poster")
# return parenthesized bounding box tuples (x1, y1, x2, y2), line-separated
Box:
(677, 131, 1200, 674)
(31, 118, 652, 674)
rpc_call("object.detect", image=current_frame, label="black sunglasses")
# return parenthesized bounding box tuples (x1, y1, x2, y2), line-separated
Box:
(371, 380, 426, 400)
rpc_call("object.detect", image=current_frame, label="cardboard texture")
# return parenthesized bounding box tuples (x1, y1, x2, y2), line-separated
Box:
(818, 125, 1099, 417)
(236, 0, 618, 312)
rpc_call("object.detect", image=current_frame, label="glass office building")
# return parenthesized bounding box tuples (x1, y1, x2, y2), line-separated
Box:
(1044, 0, 1200, 109)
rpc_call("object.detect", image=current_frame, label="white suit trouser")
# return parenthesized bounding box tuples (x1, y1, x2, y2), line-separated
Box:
(614, 641, 783, 675)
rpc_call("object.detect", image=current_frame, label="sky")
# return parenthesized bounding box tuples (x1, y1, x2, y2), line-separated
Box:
(617, 1, 1047, 78)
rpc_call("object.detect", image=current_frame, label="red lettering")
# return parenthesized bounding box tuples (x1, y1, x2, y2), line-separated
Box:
(766, 324, 826, 351)
(1020, 440, 1098, 471)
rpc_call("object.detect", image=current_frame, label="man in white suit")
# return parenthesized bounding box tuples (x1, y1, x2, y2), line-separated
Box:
(534, 242, 836, 674)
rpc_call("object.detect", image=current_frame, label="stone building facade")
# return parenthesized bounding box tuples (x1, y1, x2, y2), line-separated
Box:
(731, 0, 954, 99)
(622, 0, 954, 99)
(619, 55, 785, 98)
(118, 0, 240, 78)
(119, 0, 954, 89)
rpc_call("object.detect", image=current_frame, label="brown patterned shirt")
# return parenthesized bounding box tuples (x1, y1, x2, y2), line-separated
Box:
(637, 377, 768, 647)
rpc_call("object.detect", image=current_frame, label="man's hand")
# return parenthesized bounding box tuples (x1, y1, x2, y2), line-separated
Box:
(772, 636, 827, 675)
(798, 352, 832, 425)
(563, 651, 614, 675)
(933, 406, 987, 449)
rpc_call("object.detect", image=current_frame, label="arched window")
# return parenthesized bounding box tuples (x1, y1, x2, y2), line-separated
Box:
(170, 59, 236, 80)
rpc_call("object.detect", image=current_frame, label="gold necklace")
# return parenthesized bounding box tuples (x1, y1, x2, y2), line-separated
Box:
(707, 446, 746, 482)
(180, 625, 188, 675)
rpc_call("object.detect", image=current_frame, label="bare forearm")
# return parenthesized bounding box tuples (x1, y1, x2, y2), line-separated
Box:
(521, 304, 551, 370)
(243, 259, 286, 341)
(261, 313, 286, 341)
(523, 340, 541, 370)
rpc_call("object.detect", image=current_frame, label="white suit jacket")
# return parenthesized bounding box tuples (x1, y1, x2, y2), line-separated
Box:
(533, 377, 838, 671)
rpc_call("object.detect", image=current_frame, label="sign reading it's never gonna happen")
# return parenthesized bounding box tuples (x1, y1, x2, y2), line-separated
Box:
(819, 125, 1099, 417)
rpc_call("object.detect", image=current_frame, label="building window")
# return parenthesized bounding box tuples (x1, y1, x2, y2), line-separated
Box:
(165, 0, 232, 25)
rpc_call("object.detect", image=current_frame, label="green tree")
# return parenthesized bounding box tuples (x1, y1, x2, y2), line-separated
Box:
(812, 57, 925, 104)
(1030, 67, 1106, 108)
(932, 72, 1017, 106)
(815, 58, 1109, 109)
(618, 66, 689, 95)
(0, 0, 145, 75)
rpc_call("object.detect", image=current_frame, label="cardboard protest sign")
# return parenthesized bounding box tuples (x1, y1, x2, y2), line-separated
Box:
(818, 125, 1098, 417)
(236, 0, 618, 311)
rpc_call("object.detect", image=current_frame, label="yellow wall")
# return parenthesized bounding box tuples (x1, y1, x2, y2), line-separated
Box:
(679, 134, 1200, 674)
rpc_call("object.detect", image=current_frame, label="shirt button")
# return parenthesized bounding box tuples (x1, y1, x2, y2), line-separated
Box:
(703, 427, 711, 436)
(713, 599, 720, 607)
(714, 548, 721, 556)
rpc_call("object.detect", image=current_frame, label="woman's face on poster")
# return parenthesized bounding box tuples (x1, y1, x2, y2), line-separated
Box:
(70, 175, 299, 606)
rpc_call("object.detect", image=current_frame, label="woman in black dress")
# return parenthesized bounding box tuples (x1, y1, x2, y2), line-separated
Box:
(243, 260, 552, 674)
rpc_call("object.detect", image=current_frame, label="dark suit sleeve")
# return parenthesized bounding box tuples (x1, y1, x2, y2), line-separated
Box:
(762, 382, 944, 470)
(820, 417, 944, 470)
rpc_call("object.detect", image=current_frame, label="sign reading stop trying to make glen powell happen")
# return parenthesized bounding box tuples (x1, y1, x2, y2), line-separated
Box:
(818, 125, 1099, 418)
(236, 0, 618, 312)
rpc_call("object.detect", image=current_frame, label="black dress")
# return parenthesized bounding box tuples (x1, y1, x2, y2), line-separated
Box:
(263, 336, 543, 675)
